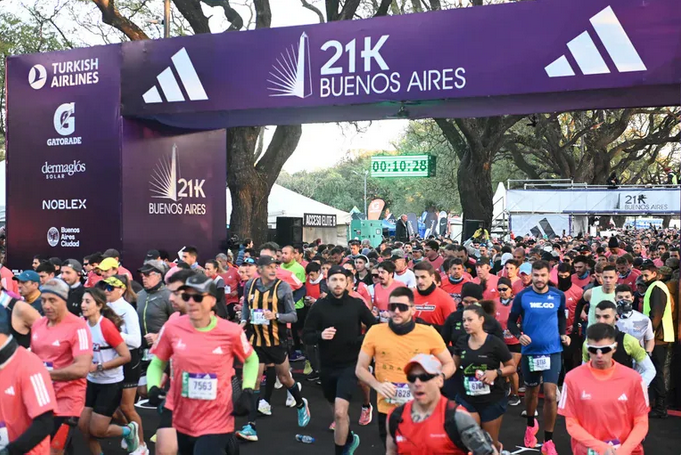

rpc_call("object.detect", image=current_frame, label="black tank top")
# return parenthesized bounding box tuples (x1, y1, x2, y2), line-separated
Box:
(6, 299, 31, 349)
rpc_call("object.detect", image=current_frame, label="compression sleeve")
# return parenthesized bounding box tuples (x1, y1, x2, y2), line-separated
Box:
(633, 353, 656, 387)
(147, 357, 168, 390)
(619, 414, 648, 455)
(292, 286, 307, 303)
(242, 350, 259, 390)
(565, 417, 611, 454)
(558, 301, 567, 336)
(508, 294, 523, 339)
(7, 411, 54, 455)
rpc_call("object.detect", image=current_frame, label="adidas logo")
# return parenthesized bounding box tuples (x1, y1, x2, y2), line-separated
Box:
(618, 393, 628, 401)
(545, 6, 646, 78)
(212, 346, 224, 355)
(4, 387, 14, 396)
(52, 340, 60, 347)
(142, 48, 208, 104)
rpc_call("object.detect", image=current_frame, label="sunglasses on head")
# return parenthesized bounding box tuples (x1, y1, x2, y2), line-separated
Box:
(586, 343, 617, 355)
(388, 302, 411, 312)
(407, 372, 438, 383)
(180, 293, 208, 303)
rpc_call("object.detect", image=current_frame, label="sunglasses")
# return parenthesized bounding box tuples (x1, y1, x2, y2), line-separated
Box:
(586, 343, 617, 355)
(407, 372, 438, 383)
(497, 287, 510, 292)
(388, 302, 412, 312)
(372, 274, 380, 279)
(181, 293, 208, 303)
(103, 285, 121, 292)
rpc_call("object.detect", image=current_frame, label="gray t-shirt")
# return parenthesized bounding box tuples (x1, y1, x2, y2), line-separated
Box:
(616, 310, 654, 348)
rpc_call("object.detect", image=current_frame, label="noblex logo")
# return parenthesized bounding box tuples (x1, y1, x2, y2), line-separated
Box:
(545, 6, 646, 78)
(142, 48, 208, 104)
(267, 32, 312, 98)
(28, 64, 47, 89)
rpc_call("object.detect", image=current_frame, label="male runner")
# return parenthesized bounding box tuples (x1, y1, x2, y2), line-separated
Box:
(614, 285, 654, 353)
(303, 266, 375, 454)
(281, 245, 307, 362)
(31, 279, 94, 455)
(392, 249, 416, 288)
(13, 270, 42, 313)
(372, 261, 405, 317)
(412, 261, 456, 332)
(473, 256, 500, 301)
(583, 264, 617, 327)
(357, 287, 455, 446)
(440, 258, 471, 305)
(508, 261, 570, 455)
(237, 256, 310, 442)
(559, 323, 649, 455)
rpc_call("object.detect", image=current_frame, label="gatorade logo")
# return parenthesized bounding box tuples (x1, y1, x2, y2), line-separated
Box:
(529, 302, 555, 309)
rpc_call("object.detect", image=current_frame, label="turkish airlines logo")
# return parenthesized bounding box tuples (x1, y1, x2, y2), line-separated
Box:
(545, 6, 646, 78)
(267, 32, 312, 99)
(29, 64, 47, 89)
(142, 48, 208, 104)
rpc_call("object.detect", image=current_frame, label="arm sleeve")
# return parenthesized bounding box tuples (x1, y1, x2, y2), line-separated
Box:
(302, 305, 322, 345)
(619, 415, 648, 455)
(558, 295, 567, 336)
(276, 283, 298, 324)
(573, 297, 587, 334)
(241, 350, 259, 390)
(146, 357, 168, 390)
(648, 287, 666, 331)
(632, 348, 656, 387)
(441, 315, 453, 346)
(120, 306, 142, 349)
(508, 294, 523, 338)
(6, 411, 54, 455)
(292, 285, 307, 303)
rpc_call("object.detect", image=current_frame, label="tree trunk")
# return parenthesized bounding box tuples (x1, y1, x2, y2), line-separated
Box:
(662, 215, 671, 229)
(611, 215, 627, 228)
(457, 148, 494, 229)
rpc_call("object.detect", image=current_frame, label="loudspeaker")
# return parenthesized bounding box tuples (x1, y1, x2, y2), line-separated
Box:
(463, 219, 485, 242)
(276, 217, 303, 246)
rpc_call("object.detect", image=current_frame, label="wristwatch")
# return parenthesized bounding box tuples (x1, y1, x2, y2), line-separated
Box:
(96, 363, 104, 373)
(496, 368, 503, 378)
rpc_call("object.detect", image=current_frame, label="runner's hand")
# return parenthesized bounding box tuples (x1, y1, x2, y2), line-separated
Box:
(480, 370, 498, 385)
(561, 335, 571, 346)
(518, 334, 532, 346)
(321, 327, 337, 340)
(375, 382, 396, 399)
(144, 333, 158, 345)
(263, 310, 276, 320)
(603, 448, 617, 455)
(233, 388, 254, 417)
(148, 386, 166, 407)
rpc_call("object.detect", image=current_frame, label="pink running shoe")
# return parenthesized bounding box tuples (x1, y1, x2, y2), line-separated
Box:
(359, 404, 373, 426)
(524, 418, 539, 448)
(541, 440, 558, 455)
(329, 421, 336, 431)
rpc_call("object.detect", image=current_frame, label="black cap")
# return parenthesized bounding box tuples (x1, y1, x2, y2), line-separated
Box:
(541, 251, 554, 262)
(257, 255, 276, 267)
(578, 245, 590, 252)
(145, 249, 161, 261)
(461, 282, 484, 301)
(179, 273, 217, 297)
(327, 266, 346, 278)
(608, 237, 619, 248)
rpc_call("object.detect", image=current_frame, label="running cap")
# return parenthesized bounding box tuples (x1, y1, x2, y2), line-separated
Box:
(257, 256, 276, 267)
(13, 270, 40, 283)
(138, 259, 167, 275)
(243, 257, 256, 265)
(327, 266, 346, 278)
(61, 259, 83, 274)
(145, 250, 161, 261)
(102, 276, 126, 289)
(519, 263, 532, 276)
(391, 249, 406, 260)
(40, 278, 69, 301)
(179, 273, 217, 297)
(404, 354, 443, 376)
(97, 257, 119, 271)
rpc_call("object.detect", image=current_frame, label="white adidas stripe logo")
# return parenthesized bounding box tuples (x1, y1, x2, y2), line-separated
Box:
(545, 6, 646, 78)
(142, 48, 208, 104)
(4, 386, 14, 396)
(212, 346, 223, 355)
(618, 393, 628, 401)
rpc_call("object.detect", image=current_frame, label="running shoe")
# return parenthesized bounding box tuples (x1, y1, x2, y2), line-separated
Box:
(521, 409, 539, 417)
(518, 385, 526, 393)
(287, 382, 302, 408)
(274, 376, 283, 389)
(358, 404, 373, 426)
(149, 434, 157, 444)
(508, 394, 522, 406)
(258, 399, 272, 416)
(236, 424, 258, 442)
(303, 360, 312, 375)
(297, 398, 311, 427)
(289, 350, 305, 362)
(541, 440, 558, 455)
(524, 418, 539, 448)
(343, 433, 360, 455)
(124, 422, 140, 452)
(131, 444, 149, 455)
(306, 371, 320, 382)
(329, 421, 336, 431)
(121, 439, 128, 450)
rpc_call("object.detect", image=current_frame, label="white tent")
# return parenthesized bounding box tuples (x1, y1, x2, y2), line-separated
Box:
(492, 182, 505, 222)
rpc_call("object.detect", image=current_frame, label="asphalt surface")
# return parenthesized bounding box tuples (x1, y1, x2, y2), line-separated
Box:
(74, 368, 680, 454)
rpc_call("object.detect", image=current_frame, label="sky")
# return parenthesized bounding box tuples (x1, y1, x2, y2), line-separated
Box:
(3, 0, 409, 173)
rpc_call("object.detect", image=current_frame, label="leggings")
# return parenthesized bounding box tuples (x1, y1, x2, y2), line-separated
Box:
(177, 432, 239, 455)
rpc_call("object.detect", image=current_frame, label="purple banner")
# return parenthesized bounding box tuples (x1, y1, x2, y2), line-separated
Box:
(120, 0, 681, 125)
(6, 45, 122, 269)
(120, 120, 226, 267)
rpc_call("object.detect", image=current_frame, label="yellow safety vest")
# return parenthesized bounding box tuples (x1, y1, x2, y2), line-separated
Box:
(643, 281, 674, 343)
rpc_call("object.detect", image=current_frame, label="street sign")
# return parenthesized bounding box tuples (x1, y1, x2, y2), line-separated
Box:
(370, 155, 436, 178)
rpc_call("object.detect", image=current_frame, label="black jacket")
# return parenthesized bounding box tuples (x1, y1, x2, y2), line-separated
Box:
(303, 291, 376, 368)
(395, 219, 409, 242)
(67, 284, 85, 317)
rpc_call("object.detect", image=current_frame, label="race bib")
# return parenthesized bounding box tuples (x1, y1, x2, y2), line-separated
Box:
(529, 355, 551, 372)
(587, 440, 620, 455)
(142, 349, 154, 362)
(503, 329, 515, 340)
(0, 423, 8, 450)
(182, 372, 218, 400)
(43, 362, 53, 371)
(251, 309, 269, 326)
(388, 383, 413, 405)
(225, 286, 231, 294)
(464, 377, 491, 396)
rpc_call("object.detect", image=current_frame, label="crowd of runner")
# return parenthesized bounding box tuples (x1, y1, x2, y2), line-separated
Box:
(0, 227, 678, 454)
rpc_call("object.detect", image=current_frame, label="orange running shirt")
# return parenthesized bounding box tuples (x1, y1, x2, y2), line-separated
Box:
(558, 362, 649, 455)
(30, 314, 92, 417)
(0, 347, 56, 455)
(361, 323, 446, 414)
(152, 315, 253, 437)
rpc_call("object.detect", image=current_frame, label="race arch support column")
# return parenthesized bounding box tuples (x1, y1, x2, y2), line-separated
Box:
(120, 119, 226, 268)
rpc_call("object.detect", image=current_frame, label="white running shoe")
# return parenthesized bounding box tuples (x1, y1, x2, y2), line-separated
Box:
(274, 376, 283, 389)
(130, 444, 149, 455)
(258, 399, 272, 416)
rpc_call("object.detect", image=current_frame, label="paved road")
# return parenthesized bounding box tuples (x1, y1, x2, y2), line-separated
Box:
(77, 372, 679, 454)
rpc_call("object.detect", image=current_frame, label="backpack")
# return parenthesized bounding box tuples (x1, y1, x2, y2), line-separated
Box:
(389, 399, 466, 452)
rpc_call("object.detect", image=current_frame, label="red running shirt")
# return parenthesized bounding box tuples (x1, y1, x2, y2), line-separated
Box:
(0, 347, 56, 455)
(558, 362, 649, 455)
(414, 287, 456, 326)
(30, 314, 92, 417)
(373, 280, 406, 311)
(152, 315, 253, 437)
(390, 396, 466, 455)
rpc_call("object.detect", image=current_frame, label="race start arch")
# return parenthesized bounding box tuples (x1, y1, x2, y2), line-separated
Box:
(6, 0, 681, 267)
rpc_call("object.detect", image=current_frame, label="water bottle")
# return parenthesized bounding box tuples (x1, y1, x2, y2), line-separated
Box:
(295, 434, 315, 444)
